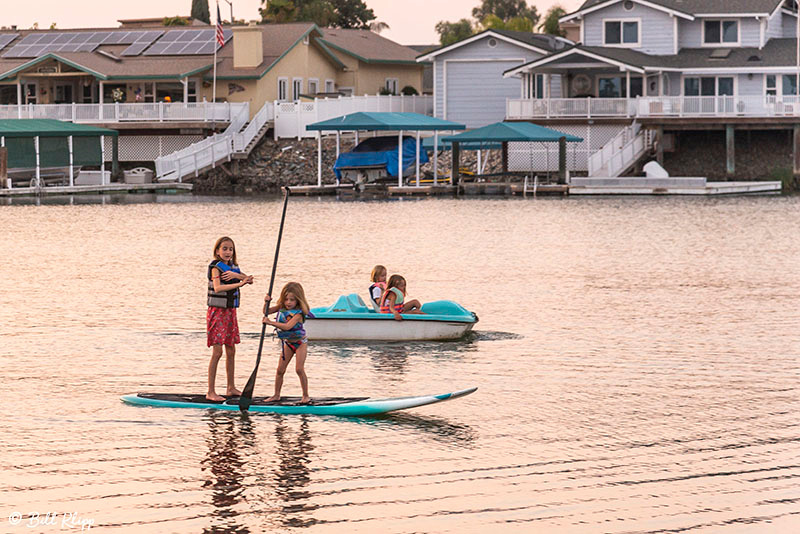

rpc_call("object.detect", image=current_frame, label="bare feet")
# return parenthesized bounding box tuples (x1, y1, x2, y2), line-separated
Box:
(226, 388, 242, 397)
(206, 392, 225, 402)
(265, 395, 281, 403)
(300, 396, 311, 405)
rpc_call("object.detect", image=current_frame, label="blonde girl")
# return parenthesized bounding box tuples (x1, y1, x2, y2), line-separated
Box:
(368, 264, 387, 307)
(206, 236, 254, 401)
(263, 282, 311, 403)
(380, 274, 424, 321)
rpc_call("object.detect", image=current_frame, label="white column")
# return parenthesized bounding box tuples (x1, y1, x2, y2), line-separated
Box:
(100, 135, 105, 185)
(99, 81, 104, 120)
(433, 131, 439, 186)
(182, 78, 188, 103)
(68, 136, 74, 187)
(16, 81, 21, 115)
(397, 130, 403, 187)
(335, 131, 340, 158)
(415, 130, 420, 187)
(34, 136, 40, 190)
(355, 131, 359, 145)
(477, 149, 482, 176)
(317, 132, 322, 187)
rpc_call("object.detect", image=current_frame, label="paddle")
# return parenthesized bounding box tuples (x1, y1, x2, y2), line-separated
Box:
(239, 186, 290, 412)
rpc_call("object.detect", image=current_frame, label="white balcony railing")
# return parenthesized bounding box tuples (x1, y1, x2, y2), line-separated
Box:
(0, 102, 242, 123)
(507, 96, 800, 120)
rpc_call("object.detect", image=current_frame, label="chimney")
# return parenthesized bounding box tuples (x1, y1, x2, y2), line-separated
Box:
(233, 23, 263, 69)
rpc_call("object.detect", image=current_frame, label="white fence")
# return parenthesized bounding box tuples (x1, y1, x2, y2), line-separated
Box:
(274, 94, 434, 139)
(507, 95, 800, 119)
(0, 102, 240, 123)
(588, 123, 649, 177)
(155, 103, 250, 181)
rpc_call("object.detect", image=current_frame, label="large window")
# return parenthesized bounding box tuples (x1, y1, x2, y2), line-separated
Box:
(597, 76, 643, 97)
(604, 19, 639, 46)
(783, 74, 797, 96)
(703, 20, 738, 45)
(385, 78, 399, 95)
(524, 74, 545, 99)
(683, 76, 734, 96)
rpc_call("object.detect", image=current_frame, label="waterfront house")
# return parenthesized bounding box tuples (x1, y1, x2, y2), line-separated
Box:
(503, 0, 800, 178)
(416, 29, 572, 128)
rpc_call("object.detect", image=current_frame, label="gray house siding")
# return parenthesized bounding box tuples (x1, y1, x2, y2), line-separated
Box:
(431, 34, 550, 127)
(678, 18, 762, 49)
(766, 10, 784, 40)
(582, 3, 675, 55)
(782, 13, 797, 38)
(737, 74, 763, 96)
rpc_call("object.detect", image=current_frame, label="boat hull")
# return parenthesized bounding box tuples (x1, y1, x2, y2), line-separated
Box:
(305, 317, 475, 341)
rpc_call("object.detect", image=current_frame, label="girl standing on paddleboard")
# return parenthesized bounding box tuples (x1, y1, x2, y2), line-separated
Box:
(206, 236, 253, 401)
(263, 282, 311, 404)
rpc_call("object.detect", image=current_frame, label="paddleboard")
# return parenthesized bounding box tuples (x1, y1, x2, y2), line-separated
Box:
(120, 387, 477, 416)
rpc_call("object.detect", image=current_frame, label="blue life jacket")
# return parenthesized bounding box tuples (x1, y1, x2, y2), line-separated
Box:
(276, 308, 306, 339)
(207, 260, 241, 308)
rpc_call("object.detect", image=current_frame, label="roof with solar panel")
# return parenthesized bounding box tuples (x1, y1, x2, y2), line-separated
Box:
(0, 23, 332, 81)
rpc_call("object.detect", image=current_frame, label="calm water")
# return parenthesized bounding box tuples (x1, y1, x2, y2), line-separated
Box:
(2, 194, 800, 533)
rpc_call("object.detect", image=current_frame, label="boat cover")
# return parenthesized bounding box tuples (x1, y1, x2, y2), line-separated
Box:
(334, 136, 430, 180)
(310, 294, 477, 323)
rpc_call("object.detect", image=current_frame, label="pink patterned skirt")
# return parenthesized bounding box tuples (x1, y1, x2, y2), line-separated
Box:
(207, 307, 240, 347)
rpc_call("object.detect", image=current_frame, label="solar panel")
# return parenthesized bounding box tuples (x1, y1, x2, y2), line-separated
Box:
(2, 30, 167, 58)
(143, 28, 232, 55)
(0, 34, 19, 51)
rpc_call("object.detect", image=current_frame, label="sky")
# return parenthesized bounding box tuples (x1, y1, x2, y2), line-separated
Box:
(2, 0, 584, 45)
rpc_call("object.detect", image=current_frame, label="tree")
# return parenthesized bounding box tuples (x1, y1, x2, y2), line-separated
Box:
(260, 0, 298, 23)
(191, 0, 211, 24)
(163, 16, 190, 26)
(539, 5, 566, 37)
(369, 21, 390, 34)
(330, 0, 376, 29)
(472, 0, 539, 26)
(296, 0, 337, 27)
(435, 19, 474, 46)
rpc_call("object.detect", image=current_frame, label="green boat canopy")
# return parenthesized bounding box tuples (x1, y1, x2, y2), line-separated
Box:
(0, 119, 117, 138)
(441, 122, 582, 143)
(306, 112, 465, 132)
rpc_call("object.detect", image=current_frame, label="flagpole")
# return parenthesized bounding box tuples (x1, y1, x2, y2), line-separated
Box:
(213, 0, 218, 105)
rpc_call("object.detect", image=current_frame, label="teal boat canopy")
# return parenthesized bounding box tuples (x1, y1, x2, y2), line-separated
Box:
(441, 121, 582, 143)
(306, 112, 465, 132)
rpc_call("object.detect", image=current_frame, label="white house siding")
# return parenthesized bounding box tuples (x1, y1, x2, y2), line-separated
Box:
(679, 18, 762, 49)
(766, 10, 784, 40)
(432, 35, 547, 127)
(582, 3, 674, 55)
(782, 13, 797, 38)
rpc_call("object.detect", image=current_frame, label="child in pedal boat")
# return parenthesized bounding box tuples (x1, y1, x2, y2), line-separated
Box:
(368, 264, 387, 307)
(380, 274, 424, 321)
(206, 236, 254, 402)
(262, 282, 311, 404)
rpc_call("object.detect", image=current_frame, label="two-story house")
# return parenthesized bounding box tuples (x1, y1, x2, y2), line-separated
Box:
(503, 0, 800, 179)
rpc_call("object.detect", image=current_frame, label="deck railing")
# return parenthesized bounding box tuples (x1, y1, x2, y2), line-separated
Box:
(0, 102, 241, 123)
(507, 96, 800, 119)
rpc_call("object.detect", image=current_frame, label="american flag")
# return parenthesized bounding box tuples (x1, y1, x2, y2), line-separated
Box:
(215, 4, 225, 48)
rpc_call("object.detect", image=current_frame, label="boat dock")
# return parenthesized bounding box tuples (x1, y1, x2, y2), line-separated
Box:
(568, 177, 781, 195)
(0, 182, 193, 197)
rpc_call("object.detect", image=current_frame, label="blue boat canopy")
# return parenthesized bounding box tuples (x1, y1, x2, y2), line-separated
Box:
(441, 122, 583, 143)
(306, 112, 466, 132)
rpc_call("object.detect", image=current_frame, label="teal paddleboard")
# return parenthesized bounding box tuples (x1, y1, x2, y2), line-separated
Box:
(121, 387, 477, 416)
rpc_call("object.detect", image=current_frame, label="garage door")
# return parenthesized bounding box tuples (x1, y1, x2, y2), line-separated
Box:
(445, 60, 522, 128)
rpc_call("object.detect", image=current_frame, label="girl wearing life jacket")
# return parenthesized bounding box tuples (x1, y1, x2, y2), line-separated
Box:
(380, 274, 424, 321)
(368, 264, 387, 307)
(262, 282, 311, 404)
(206, 236, 254, 402)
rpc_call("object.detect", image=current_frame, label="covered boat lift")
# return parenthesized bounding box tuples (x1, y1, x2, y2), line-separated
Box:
(305, 112, 465, 187)
(441, 122, 582, 184)
(0, 119, 118, 189)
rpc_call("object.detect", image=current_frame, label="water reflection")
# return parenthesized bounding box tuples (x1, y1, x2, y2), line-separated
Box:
(350, 412, 478, 447)
(201, 413, 254, 534)
(272, 415, 317, 528)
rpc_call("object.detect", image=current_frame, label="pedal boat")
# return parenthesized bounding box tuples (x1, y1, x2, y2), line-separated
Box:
(305, 294, 478, 341)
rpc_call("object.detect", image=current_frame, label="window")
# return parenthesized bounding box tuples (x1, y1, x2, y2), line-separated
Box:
(703, 20, 738, 45)
(683, 76, 734, 96)
(308, 78, 319, 96)
(525, 74, 545, 99)
(783, 74, 797, 96)
(278, 78, 288, 101)
(488, 38, 497, 48)
(292, 78, 303, 100)
(766, 75, 777, 97)
(325, 79, 335, 93)
(187, 81, 197, 103)
(82, 84, 93, 103)
(597, 76, 642, 97)
(385, 78, 399, 95)
(623, 0, 634, 10)
(604, 19, 639, 46)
